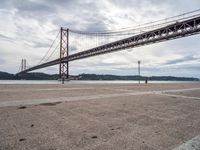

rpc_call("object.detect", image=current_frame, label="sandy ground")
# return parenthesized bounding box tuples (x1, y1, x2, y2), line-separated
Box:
(0, 82, 200, 150)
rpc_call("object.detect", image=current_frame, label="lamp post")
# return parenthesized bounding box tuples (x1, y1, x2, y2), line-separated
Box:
(138, 61, 141, 84)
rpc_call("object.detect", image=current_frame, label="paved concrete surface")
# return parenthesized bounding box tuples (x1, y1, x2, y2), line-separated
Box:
(0, 83, 200, 150)
(173, 135, 200, 150)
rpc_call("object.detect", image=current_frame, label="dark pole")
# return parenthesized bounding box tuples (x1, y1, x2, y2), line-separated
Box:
(59, 27, 63, 80)
(67, 28, 69, 79)
(138, 60, 141, 84)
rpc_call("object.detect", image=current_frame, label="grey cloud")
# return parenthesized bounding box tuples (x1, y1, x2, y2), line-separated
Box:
(0, 57, 5, 65)
(15, 1, 52, 12)
(182, 65, 200, 71)
(84, 21, 108, 32)
(0, 0, 12, 9)
(45, 0, 105, 30)
(164, 55, 198, 65)
(29, 42, 50, 48)
(7, 0, 54, 13)
(69, 45, 78, 52)
(1, 0, 56, 24)
(45, 0, 97, 10)
(0, 34, 13, 42)
(0, 0, 108, 31)
(109, 0, 144, 8)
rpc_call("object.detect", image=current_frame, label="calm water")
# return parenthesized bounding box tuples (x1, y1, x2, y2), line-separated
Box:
(0, 80, 199, 84)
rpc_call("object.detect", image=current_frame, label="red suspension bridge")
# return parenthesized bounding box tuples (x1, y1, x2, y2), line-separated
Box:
(18, 10, 200, 80)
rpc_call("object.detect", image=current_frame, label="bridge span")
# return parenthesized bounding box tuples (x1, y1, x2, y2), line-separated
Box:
(18, 11, 200, 79)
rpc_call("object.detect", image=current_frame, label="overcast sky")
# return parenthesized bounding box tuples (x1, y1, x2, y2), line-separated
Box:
(0, 0, 200, 77)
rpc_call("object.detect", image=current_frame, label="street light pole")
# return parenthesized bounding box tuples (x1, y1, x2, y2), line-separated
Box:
(138, 61, 141, 84)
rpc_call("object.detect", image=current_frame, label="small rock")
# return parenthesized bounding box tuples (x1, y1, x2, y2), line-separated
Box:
(18, 106, 26, 109)
(192, 144, 195, 148)
(19, 138, 26, 142)
(91, 135, 98, 139)
(30, 124, 34, 127)
(39, 102, 61, 106)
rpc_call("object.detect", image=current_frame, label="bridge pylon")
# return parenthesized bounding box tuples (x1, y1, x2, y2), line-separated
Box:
(59, 27, 69, 80)
(21, 59, 26, 72)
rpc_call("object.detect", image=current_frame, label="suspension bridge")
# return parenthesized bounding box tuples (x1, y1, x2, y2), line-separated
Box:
(17, 10, 200, 80)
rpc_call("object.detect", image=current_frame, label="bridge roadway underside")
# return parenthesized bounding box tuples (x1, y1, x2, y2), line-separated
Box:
(1, 82, 200, 149)
(19, 15, 200, 74)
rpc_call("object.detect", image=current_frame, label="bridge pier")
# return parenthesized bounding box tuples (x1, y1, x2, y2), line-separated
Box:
(59, 27, 69, 82)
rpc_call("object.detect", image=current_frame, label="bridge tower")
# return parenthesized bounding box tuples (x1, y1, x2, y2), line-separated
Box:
(59, 27, 69, 80)
(21, 59, 26, 72)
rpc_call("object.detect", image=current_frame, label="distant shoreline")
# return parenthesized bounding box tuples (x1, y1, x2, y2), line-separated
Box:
(0, 71, 199, 81)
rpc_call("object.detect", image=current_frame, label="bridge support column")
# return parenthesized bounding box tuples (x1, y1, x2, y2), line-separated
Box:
(21, 59, 26, 72)
(59, 27, 69, 81)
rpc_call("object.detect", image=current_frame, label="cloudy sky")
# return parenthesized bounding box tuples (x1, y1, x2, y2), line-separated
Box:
(0, 0, 200, 78)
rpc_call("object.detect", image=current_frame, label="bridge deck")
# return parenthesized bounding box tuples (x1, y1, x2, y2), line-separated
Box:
(1, 83, 200, 149)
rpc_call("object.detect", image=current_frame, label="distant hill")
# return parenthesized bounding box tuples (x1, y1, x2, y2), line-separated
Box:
(78, 74, 200, 81)
(0, 71, 58, 80)
(0, 71, 15, 80)
(0, 71, 199, 81)
(16, 72, 59, 80)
